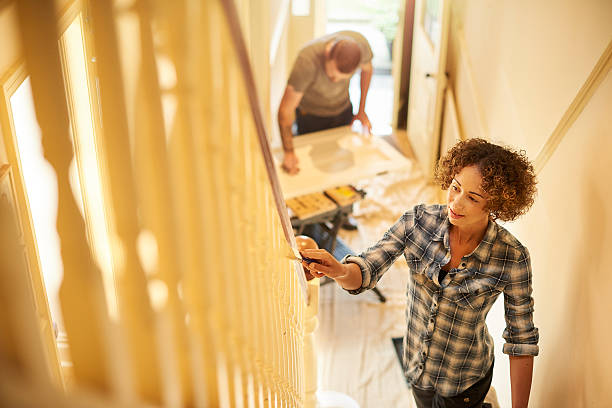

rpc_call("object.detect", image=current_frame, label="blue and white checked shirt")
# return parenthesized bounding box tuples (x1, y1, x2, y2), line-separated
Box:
(343, 204, 539, 397)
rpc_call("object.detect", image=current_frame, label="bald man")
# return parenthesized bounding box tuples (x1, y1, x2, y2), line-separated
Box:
(278, 31, 374, 175)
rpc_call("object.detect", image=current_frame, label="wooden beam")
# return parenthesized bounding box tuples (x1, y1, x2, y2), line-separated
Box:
(534, 39, 612, 173)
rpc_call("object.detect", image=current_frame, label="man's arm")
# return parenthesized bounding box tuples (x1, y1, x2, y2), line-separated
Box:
(509, 355, 533, 408)
(352, 61, 373, 132)
(277, 84, 303, 174)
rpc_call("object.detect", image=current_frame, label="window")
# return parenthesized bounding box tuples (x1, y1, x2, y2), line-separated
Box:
(2, 10, 117, 381)
(58, 13, 116, 318)
(422, 0, 441, 49)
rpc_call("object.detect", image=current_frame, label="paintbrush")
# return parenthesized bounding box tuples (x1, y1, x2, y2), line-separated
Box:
(286, 247, 322, 264)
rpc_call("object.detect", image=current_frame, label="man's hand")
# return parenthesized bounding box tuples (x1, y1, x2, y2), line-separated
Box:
(352, 110, 372, 134)
(356, 61, 373, 135)
(282, 151, 300, 174)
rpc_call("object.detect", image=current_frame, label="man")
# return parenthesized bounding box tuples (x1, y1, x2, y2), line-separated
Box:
(278, 31, 374, 175)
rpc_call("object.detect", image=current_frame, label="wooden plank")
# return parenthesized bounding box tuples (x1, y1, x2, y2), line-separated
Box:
(534, 39, 612, 173)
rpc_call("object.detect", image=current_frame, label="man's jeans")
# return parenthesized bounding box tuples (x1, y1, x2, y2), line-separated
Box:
(295, 103, 353, 135)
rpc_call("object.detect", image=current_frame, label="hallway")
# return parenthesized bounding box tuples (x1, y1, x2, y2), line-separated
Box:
(1, 1, 612, 407)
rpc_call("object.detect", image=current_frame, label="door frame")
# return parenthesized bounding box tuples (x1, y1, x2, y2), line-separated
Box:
(405, 0, 451, 181)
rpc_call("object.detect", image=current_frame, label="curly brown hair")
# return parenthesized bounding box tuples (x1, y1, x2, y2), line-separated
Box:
(434, 138, 537, 221)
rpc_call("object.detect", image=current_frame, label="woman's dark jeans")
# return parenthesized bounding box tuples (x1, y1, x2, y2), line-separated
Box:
(411, 361, 494, 408)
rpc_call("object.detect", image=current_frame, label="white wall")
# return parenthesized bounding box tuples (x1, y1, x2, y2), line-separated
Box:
(513, 71, 612, 408)
(450, 0, 611, 157)
(448, 1, 612, 407)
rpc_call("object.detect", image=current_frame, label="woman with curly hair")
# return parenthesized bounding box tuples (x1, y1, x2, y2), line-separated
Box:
(301, 138, 539, 408)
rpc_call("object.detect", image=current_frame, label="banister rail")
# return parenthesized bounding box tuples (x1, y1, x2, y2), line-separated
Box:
(0, 0, 318, 407)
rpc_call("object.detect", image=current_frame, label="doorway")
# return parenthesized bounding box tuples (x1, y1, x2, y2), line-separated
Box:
(325, 0, 402, 136)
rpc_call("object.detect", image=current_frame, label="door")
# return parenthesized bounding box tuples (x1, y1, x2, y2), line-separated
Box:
(406, 0, 450, 181)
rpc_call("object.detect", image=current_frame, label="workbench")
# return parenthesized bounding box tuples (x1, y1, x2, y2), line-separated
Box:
(273, 126, 411, 199)
(275, 126, 411, 304)
(286, 185, 386, 303)
(287, 185, 364, 254)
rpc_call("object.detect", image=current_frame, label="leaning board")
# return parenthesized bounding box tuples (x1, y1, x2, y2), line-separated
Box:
(273, 126, 411, 199)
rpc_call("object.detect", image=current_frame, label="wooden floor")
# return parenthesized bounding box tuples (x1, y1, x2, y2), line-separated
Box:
(315, 156, 504, 407)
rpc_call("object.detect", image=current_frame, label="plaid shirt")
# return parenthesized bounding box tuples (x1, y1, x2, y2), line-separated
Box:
(343, 204, 539, 397)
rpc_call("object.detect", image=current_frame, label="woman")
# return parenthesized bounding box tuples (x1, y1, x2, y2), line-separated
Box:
(301, 139, 539, 408)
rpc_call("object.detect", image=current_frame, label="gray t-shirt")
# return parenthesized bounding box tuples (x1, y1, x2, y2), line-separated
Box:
(288, 31, 373, 117)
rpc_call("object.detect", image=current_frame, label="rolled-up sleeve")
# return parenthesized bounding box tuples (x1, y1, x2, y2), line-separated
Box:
(502, 249, 539, 356)
(342, 210, 413, 295)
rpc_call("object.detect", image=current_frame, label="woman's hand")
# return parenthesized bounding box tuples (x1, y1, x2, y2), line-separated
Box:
(300, 249, 348, 280)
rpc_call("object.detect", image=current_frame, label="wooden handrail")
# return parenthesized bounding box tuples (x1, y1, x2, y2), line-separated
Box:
(219, 0, 308, 298)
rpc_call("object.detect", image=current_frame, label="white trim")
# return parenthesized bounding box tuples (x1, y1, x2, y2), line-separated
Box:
(269, 0, 290, 65)
(457, 28, 487, 140)
(441, 87, 463, 144)
(534, 39, 612, 173)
